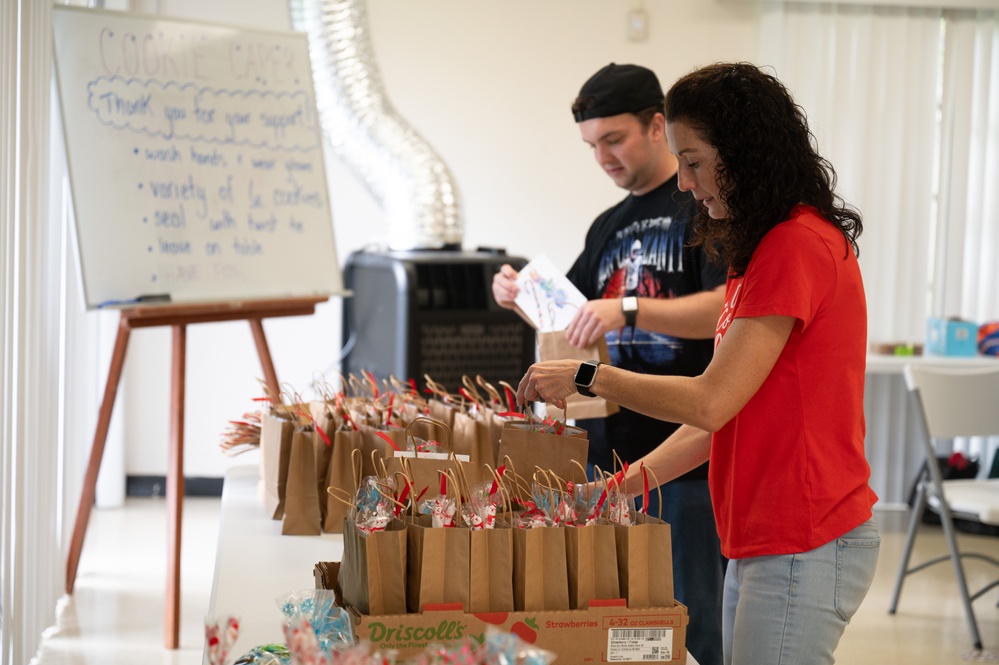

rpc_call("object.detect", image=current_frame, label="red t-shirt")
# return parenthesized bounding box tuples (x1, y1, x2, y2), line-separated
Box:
(711, 205, 877, 559)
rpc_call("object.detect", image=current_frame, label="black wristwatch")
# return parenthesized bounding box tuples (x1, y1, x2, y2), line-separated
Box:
(622, 296, 638, 327)
(574, 360, 602, 398)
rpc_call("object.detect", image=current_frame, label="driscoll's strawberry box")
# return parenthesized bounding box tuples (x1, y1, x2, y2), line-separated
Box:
(316, 561, 688, 663)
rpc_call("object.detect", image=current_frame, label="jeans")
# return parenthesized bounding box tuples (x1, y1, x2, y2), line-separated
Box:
(722, 518, 880, 665)
(642, 479, 725, 665)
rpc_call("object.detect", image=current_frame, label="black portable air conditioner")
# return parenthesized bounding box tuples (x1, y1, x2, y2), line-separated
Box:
(341, 249, 535, 395)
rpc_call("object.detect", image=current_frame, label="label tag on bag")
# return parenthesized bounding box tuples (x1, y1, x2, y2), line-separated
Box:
(393, 451, 470, 462)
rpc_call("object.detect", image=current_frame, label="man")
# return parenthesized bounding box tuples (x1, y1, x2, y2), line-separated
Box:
(492, 63, 726, 665)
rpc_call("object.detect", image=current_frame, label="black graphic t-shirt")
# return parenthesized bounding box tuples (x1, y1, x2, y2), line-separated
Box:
(566, 176, 727, 478)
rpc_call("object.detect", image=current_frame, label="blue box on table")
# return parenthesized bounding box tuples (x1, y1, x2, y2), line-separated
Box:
(926, 317, 979, 356)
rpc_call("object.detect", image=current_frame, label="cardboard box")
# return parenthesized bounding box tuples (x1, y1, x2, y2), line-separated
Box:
(927, 317, 979, 356)
(316, 561, 688, 663)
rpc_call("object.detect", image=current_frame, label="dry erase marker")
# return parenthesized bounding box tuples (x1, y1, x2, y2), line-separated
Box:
(96, 293, 172, 308)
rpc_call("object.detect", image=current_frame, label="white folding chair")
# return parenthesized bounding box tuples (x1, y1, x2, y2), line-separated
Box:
(889, 364, 999, 650)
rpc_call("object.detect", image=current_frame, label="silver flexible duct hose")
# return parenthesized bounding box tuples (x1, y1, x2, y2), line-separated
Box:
(289, 0, 463, 250)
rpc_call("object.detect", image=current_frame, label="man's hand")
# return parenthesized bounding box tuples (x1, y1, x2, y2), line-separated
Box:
(517, 359, 581, 411)
(564, 298, 625, 347)
(492, 264, 519, 309)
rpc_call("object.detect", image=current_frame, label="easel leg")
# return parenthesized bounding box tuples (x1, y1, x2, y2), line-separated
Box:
(249, 318, 280, 399)
(165, 324, 186, 649)
(66, 315, 131, 594)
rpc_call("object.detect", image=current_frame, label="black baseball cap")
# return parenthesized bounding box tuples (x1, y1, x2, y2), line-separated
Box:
(572, 63, 665, 122)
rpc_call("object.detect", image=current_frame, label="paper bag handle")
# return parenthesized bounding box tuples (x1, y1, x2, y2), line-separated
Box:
(405, 416, 452, 453)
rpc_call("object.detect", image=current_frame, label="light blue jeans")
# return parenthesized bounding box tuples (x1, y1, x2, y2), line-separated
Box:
(722, 518, 880, 665)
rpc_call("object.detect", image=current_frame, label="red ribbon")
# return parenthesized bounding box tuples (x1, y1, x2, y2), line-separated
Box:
(362, 369, 380, 398)
(295, 406, 331, 446)
(503, 385, 516, 412)
(593, 488, 608, 518)
(376, 430, 400, 451)
(612, 461, 630, 488)
(395, 482, 411, 516)
(513, 497, 537, 511)
(342, 408, 358, 432)
(641, 463, 650, 514)
(385, 394, 396, 427)
(489, 465, 506, 495)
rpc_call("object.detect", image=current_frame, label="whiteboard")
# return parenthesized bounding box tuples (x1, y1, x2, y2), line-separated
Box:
(53, 6, 344, 309)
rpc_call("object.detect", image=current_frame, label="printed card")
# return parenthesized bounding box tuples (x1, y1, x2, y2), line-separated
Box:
(514, 254, 587, 332)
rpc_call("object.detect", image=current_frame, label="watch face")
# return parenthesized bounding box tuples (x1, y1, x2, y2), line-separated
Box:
(575, 361, 598, 387)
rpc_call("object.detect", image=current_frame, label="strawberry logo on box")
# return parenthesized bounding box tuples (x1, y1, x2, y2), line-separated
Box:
(472, 612, 509, 625)
(510, 618, 538, 644)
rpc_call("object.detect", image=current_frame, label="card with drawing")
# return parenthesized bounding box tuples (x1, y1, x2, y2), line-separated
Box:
(514, 254, 587, 332)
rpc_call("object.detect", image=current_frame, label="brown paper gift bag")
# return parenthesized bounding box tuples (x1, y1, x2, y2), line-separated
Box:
(312, 421, 334, 523)
(537, 332, 619, 420)
(310, 404, 336, 525)
(497, 419, 589, 484)
(615, 511, 674, 608)
(451, 410, 495, 483)
(512, 525, 570, 611)
(400, 401, 427, 427)
(483, 409, 508, 463)
(323, 429, 364, 533)
(358, 424, 406, 478)
(281, 427, 323, 535)
(422, 376, 459, 430)
(427, 399, 456, 430)
(405, 512, 471, 613)
(456, 376, 507, 467)
(379, 417, 467, 500)
(468, 521, 515, 613)
(259, 409, 295, 519)
(338, 515, 409, 616)
(468, 469, 516, 614)
(565, 521, 620, 609)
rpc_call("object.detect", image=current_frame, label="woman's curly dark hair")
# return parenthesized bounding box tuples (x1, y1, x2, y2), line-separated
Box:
(665, 63, 862, 276)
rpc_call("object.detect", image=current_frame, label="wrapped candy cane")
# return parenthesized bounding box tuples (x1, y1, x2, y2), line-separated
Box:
(277, 590, 353, 656)
(419, 472, 457, 528)
(461, 476, 503, 531)
(352, 476, 398, 534)
(283, 618, 332, 665)
(529, 469, 576, 526)
(205, 615, 240, 665)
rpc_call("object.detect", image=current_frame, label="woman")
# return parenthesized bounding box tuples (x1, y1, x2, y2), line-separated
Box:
(518, 63, 880, 665)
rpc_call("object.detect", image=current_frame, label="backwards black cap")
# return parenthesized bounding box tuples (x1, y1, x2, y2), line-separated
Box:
(572, 63, 665, 123)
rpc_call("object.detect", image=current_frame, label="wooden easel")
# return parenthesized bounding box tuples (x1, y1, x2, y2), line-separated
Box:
(65, 296, 327, 649)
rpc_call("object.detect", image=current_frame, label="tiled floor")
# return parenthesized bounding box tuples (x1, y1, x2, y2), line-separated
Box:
(32, 499, 999, 664)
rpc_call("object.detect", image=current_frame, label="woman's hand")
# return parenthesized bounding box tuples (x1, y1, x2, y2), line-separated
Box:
(516, 359, 581, 410)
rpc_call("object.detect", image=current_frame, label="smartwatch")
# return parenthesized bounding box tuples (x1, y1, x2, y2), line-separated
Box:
(622, 296, 638, 327)
(574, 360, 602, 398)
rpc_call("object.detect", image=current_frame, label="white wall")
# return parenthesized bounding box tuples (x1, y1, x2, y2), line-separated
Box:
(115, 0, 763, 478)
